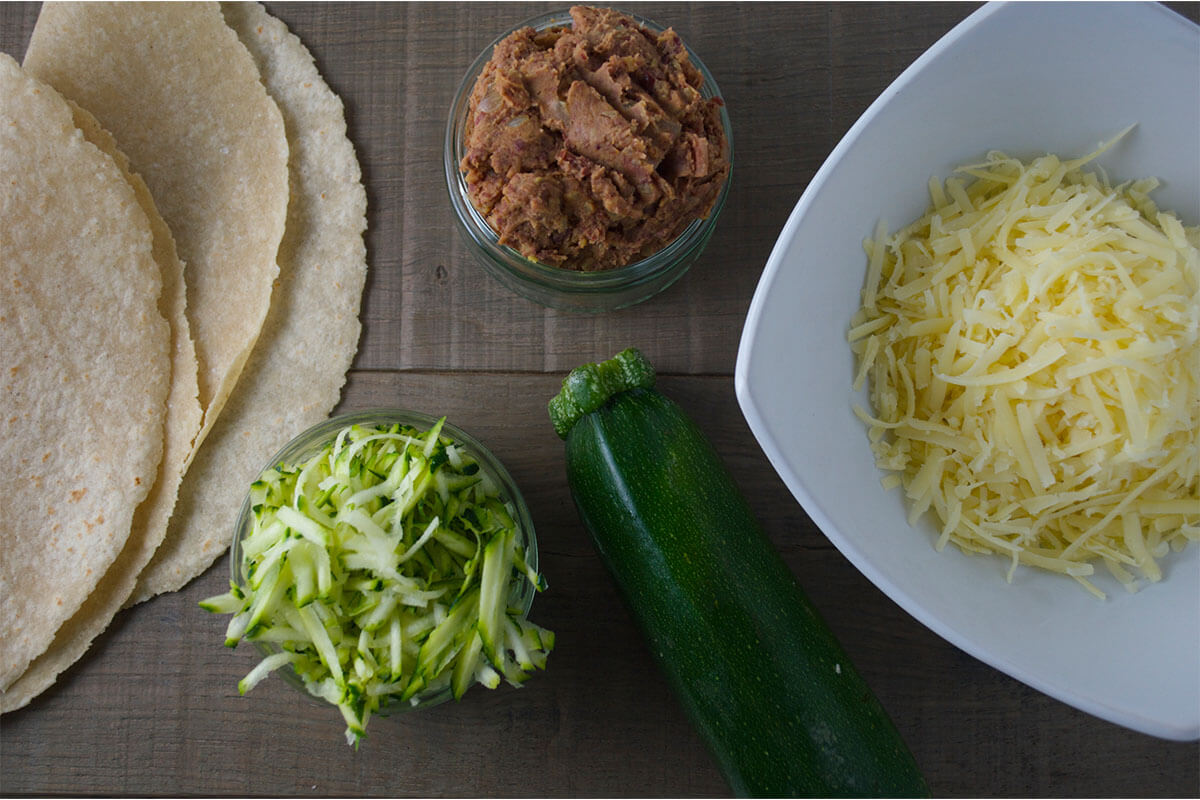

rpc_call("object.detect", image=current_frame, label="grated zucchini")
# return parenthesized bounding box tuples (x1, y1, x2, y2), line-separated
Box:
(202, 418, 553, 746)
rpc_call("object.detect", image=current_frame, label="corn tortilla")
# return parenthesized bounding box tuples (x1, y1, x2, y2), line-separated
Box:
(130, 3, 367, 601)
(1, 104, 203, 712)
(23, 1, 289, 457)
(0, 54, 170, 691)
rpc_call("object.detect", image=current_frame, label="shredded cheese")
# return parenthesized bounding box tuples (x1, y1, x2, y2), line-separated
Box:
(849, 133, 1200, 598)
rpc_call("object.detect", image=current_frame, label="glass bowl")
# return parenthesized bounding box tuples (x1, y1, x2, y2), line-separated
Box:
(228, 408, 539, 715)
(444, 8, 733, 312)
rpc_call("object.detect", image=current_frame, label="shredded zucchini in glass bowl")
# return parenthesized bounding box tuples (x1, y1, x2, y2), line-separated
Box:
(201, 409, 553, 746)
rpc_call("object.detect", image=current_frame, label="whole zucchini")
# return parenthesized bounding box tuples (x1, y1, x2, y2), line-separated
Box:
(549, 349, 927, 798)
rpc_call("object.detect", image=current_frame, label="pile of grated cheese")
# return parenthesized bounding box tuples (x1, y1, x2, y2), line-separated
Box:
(848, 132, 1199, 598)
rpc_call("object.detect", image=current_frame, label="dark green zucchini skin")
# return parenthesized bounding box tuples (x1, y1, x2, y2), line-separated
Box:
(563, 387, 927, 798)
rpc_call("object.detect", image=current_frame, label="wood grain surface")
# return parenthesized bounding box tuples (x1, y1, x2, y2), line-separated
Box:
(2, 3, 1198, 797)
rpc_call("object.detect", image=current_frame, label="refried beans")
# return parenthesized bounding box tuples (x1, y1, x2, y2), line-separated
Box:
(460, 6, 730, 271)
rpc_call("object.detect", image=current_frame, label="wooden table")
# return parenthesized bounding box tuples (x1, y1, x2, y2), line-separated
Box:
(3, 3, 1198, 796)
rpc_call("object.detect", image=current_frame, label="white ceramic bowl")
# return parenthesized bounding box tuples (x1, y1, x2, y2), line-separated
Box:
(736, 1, 1199, 741)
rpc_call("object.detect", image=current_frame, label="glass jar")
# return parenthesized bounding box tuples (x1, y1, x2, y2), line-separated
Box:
(228, 408, 539, 715)
(444, 8, 733, 312)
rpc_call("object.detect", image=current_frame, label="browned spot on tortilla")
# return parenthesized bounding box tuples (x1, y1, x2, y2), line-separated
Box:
(70, 488, 87, 502)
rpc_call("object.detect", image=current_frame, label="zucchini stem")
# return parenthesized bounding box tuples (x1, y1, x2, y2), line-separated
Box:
(548, 348, 656, 438)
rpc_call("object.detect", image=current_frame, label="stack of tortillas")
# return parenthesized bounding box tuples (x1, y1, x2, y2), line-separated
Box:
(1, 2, 367, 712)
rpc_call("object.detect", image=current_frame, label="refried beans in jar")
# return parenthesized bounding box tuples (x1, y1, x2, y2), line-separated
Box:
(460, 6, 731, 272)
